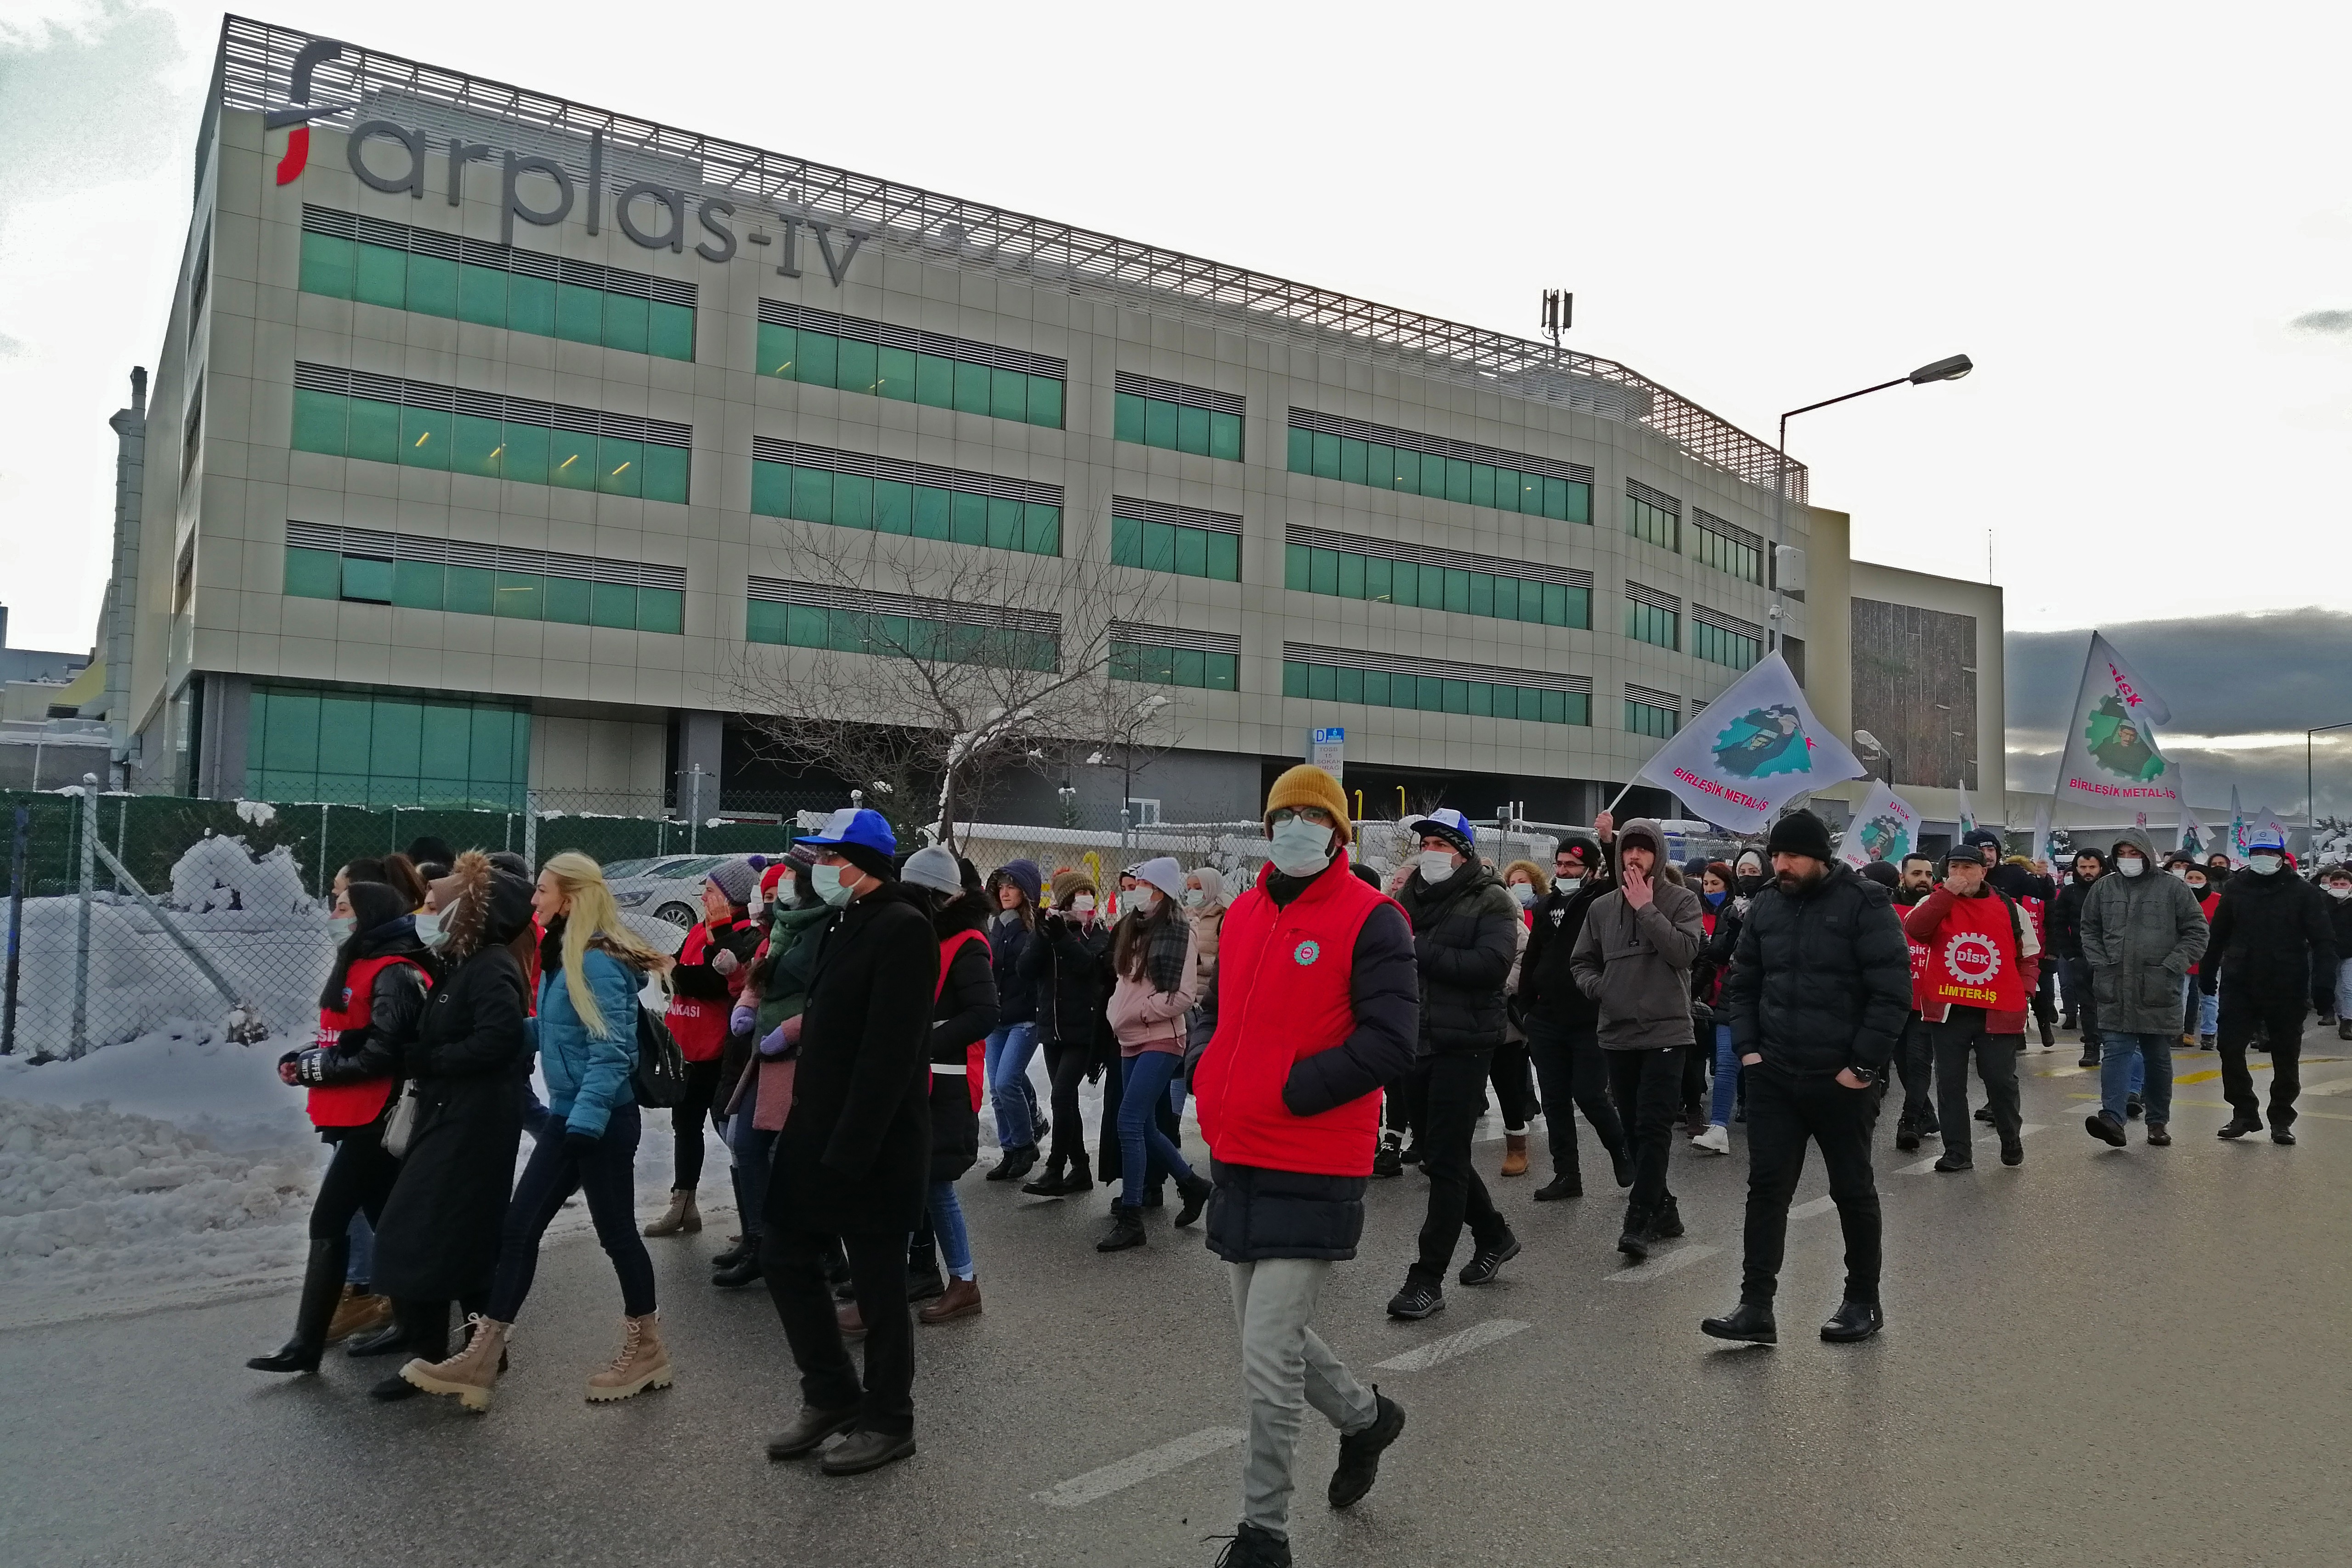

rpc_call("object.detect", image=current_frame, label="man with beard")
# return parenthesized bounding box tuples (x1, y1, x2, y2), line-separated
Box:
(2051, 849, 2109, 1067)
(1703, 810, 1910, 1346)
(1890, 854, 1940, 1151)
(1514, 832, 1630, 1198)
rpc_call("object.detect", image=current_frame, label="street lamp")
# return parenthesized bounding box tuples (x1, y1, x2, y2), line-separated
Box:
(2307, 722, 2352, 829)
(1771, 355, 1974, 649)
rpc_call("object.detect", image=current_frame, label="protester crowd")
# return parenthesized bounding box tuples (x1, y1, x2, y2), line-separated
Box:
(240, 777, 2344, 1568)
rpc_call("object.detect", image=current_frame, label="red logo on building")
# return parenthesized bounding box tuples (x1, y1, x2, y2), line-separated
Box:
(265, 39, 347, 186)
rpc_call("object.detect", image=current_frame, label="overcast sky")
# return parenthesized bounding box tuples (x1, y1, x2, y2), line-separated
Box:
(5, 1, 2349, 797)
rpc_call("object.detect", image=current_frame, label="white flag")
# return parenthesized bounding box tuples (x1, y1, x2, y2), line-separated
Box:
(2252, 806, 2289, 852)
(2228, 786, 2247, 862)
(2032, 798, 2055, 866)
(2177, 793, 2211, 855)
(1838, 779, 1922, 869)
(1631, 652, 1865, 834)
(1956, 781, 1976, 836)
(2055, 632, 2179, 816)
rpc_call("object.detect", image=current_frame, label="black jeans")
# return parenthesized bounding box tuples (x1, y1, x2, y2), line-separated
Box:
(1739, 1064, 1883, 1308)
(1933, 1007, 2021, 1160)
(1525, 1018, 1625, 1183)
(1042, 1035, 1093, 1165)
(1893, 1016, 1935, 1129)
(2217, 982, 2307, 1129)
(672, 1057, 723, 1192)
(1411, 1049, 1507, 1283)
(1385, 1060, 1428, 1143)
(1488, 1040, 1536, 1131)
(762, 1225, 915, 1435)
(1604, 1045, 1684, 1215)
(487, 1101, 656, 1320)
(2063, 957, 2102, 1046)
(309, 1122, 399, 1244)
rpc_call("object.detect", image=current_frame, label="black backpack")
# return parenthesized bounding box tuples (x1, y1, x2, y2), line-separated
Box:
(633, 1003, 687, 1108)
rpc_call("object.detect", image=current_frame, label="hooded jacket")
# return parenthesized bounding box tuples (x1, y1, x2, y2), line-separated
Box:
(985, 860, 1044, 1023)
(1188, 866, 1230, 995)
(1517, 867, 1614, 1031)
(2050, 850, 2108, 959)
(1724, 859, 1912, 1075)
(1394, 854, 1520, 1053)
(1566, 818, 1707, 1050)
(2078, 827, 2211, 1033)
(2202, 856, 2337, 1001)
(369, 852, 535, 1302)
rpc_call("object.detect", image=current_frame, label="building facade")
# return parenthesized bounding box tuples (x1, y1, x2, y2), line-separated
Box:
(109, 18, 1948, 830)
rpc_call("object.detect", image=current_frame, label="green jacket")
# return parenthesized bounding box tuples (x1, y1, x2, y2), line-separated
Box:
(755, 901, 836, 1036)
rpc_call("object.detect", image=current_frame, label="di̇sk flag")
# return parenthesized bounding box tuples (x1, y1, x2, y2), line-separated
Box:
(1631, 652, 1866, 835)
(2177, 789, 2212, 856)
(2228, 786, 2247, 862)
(1839, 779, 1921, 869)
(2055, 632, 2178, 815)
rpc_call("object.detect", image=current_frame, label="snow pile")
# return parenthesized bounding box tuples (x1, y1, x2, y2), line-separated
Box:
(170, 831, 312, 917)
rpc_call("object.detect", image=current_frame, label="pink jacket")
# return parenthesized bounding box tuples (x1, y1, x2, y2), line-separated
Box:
(1105, 923, 1199, 1055)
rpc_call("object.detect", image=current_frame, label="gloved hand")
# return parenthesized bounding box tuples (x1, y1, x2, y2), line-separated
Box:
(288, 1049, 331, 1084)
(759, 1016, 803, 1059)
(712, 949, 740, 976)
(730, 1004, 757, 1036)
(277, 1052, 302, 1086)
(563, 1129, 600, 1158)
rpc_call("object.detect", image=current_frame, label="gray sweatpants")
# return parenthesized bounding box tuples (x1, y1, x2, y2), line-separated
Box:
(1229, 1257, 1379, 1539)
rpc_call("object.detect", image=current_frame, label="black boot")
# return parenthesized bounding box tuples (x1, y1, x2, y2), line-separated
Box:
(1095, 1203, 1147, 1252)
(1607, 1144, 1634, 1189)
(1173, 1173, 1213, 1228)
(1371, 1132, 1403, 1179)
(1701, 1302, 1778, 1344)
(987, 1144, 1039, 1182)
(1616, 1206, 1654, 1260)
(373, 1299, 446, 1399)
(247, 1236, 347, 1374)
(1059, 1152, 1094, 1194)
(712, 1249, 766, 1288)
(1820, 1300, 1884, 1342)
(1019, 1154, 1068, 1196)
(1533, 1170, 1582, 1201)
(1650, 1195, 1685, 1239)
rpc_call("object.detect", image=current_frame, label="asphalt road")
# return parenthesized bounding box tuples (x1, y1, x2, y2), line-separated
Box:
(5, 1031, 2347, 1568)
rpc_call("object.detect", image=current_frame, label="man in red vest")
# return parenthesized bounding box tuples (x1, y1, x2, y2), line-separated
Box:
(1902, 846, 2041, 1170)
(1188, 765, 1419, 1568)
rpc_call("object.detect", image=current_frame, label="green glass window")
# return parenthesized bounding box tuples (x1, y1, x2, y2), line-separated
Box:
(1108, 638, 1236, 691)
(456, 262, 507, 327)
(399, 404, 452, 470)
(291, 389, 347, 456)
(506, 273, 555, 337)
(554, 283, 603, 345)
(746, 598, 1056, 672)
(1694, 519, 1764, 583)
(339, 555, 395, 603)
(1626, 699, 1679, 739)
(952, 360, 991, 416)
(1113, 380, 1243, 460)
(345, 397, 401, 465)
(752, 455, 1061, 558)
(283, 546, 341, 599)
(405, 253, 458, 318)
(1626, 493, 1680, 552)
(1286, 539, 1587, 629)
(248, 683, 530, 810)
(281, 532, 680, 634)
(391, 560, 443, 610)
(1111, 513, 1240, 582)
(1287, 418, 1591, 523)
(636, 587, 684, 636)
(541, 573, 591, 626)
(290, 382, 687, 502)
(353, 242, 406, 310)
(1693, 619, 1762, 670)
(299, 232, 356, 299)
(1279, 659, 1587, 725)
(1626, 599, 1679, 650)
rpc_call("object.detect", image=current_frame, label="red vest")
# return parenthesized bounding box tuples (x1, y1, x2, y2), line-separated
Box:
(934, 927, 991, 1112)
(307, 953, 424, 1128)
(1193, 852, 1396, 1178)
(1906, 923, 1934, 1013)
(1922, 892, 2025, 1014)
(667, 917, 757, 1062)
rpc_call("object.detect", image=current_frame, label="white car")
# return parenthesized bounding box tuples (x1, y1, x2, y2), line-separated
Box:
(603, 853, 774, 932)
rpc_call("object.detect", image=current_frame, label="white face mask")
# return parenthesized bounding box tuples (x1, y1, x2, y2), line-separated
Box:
(1070, 894, 1097, 915)
(2329, 885, 2352, 900)
(811, 863, 857, 907)
(2250, 854, 2284, 875)
(1416, 850, 1459, 884)
(1267, 819, 1335, 877)
(2116, 856, 2145, 878)
(1509, 882, 1536, 908)
(328, 914, 355, 939)
(412, 910, 442, 943)
(1182, 888, 1205, 909)
(2168, 867, 2188, 880)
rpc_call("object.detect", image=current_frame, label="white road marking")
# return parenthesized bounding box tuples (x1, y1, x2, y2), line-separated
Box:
(1372, 1317, 1531, 1371)
(1604, 1243, 1722, 1282)
(2301, 1077, 2352, 1097)
(1034, 1427, 1247, 1507)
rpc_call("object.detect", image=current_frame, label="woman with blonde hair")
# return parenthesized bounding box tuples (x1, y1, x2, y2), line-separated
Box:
(403, 851, 674, 1411)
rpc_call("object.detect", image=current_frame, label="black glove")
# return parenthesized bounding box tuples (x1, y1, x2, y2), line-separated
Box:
(292, 1049, 332, 1084)
(563, 1129, 600, 1158)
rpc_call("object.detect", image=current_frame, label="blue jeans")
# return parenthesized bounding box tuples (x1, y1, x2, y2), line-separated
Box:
(2334, 958, 2352, 1020)
(727, 1077, 778, 1239)
(928, 1180, 974, 1279)
(488, 1101, 656, 1320)
(2100, 1033, 2173, 1125)
(985, 1021, 1043, 1148)
(1708, 1022, 1739, 1126)
(345, 1212, 375, 1286)
(1119, 1050, 1194, 1207)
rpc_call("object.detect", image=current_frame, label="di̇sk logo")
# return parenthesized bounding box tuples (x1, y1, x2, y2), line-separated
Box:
(1293, 940, 1321, 966)
(1942, 932, 2002, 986)
(266, 39, 350, 187)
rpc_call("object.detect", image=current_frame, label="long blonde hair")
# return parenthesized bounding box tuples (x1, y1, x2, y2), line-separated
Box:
(542, 851, 672, 1038)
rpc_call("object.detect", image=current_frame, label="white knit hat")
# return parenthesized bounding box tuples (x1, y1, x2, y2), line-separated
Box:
(1130, 856, 1186, 902)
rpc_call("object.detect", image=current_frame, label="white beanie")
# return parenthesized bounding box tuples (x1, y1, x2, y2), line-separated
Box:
(1131, 856, 1186, 902)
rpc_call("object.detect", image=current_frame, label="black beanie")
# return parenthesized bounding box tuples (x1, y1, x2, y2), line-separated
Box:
(834, 841, 897, 883)
(1859, 860, 1900, 889)
(1765, 810, 1834, 862)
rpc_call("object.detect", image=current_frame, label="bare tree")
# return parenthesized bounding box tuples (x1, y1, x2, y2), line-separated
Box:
(1050, 660, 1190, 849)
(726, 507, 1174, 852)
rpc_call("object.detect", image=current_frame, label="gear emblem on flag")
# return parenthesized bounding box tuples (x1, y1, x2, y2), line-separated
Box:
(1709, 705, 1810, 780)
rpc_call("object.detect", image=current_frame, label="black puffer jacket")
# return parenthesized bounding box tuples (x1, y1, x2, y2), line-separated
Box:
(986, 911, 1038, 1024)
(1724, 861, 1912, 1074)
(1018, 910, 1113, 1054)
(1517, 874, 1612, 1030)
(928, 895, 1000, 1183)
(2202, 866, 2337, 1000)
(2049, 854, 2107, 959)
(1395, 859, 1518, 1054)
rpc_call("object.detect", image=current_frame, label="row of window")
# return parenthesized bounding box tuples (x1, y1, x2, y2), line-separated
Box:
(744, 600, 1060, 672)
(300, 232, 696, 361)
(1111, 514, 1241, 581)
(1692, 618, 1762, 671)
(1281, 660, 1589, 726)
(283, 546, 684, 633)
(1284, 544, 1590, 628)
(248, 684, 531, 810)
(1288, 427, 1591, 524)
(1626, 599, 1679, 652)
(291, 387, 690, 502)
(1626, 492, 1679, 552)
(756, 322, 1064, 429)
(1109, 639, 1239, 691)
(1114, 391, 1244, 461)
(1625, 699, 1680, 739)
(749, 459, 1062, 556)
(1693, 517, 1763, 584)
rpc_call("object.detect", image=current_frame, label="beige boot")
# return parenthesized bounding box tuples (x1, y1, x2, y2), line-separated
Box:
(642, 1190, 701, 1237)
(1500, 1132, 1530, 1177)
(586, 1313, 673, 1403)
(401, 1315, 509, 1411)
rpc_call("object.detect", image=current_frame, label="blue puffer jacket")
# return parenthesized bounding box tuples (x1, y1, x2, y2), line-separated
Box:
(531, 947, 645, 1139)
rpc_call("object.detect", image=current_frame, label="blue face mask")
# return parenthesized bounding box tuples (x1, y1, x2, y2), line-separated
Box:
(1703, 889, 1727, 908)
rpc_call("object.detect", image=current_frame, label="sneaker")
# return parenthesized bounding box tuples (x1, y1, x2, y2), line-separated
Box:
(2126, 1093, 2144, 1120)
(1327, 1389, 1406, 1509)
(1691, 1123, 1731, 1155)
(1933, 1154, 1973, 1172)
(1973, 1105, 1994, 1124)
(1371, 1139, 1403, 1179)
(1457, 1232, 1521, 1286)
(1385, 1277, 1445, 1320)
(1999, 1132, 2024, 1166)
(2084, 1111, 2128, 1148)
(1894, 1121, 1921, 1153)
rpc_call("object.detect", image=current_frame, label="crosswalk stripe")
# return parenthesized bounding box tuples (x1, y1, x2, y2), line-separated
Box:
(1603, 1243, 1722, 1283)
(1372, 1317, 1532, 1371)
(1033, 1427, 1247, 1507)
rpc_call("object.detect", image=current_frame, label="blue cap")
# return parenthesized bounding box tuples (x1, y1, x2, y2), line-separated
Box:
(2249, 826, 2287, 854)
(799, 807, 898, 857)
(1403, 807, 1478, 855)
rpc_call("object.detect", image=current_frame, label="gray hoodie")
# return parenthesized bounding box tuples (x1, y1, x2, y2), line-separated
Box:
(1568, 818, 1707, 1049)
(2079, 826, 2209, 1036)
